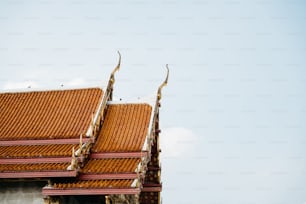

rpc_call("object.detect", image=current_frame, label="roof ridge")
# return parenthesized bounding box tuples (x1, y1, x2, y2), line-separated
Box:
(0, 86, 103, 94)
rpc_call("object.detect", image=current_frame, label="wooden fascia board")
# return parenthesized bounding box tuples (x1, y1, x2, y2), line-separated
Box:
(142, 184, 162, 192)
(0, 170, 77, 178)
(79, 173, 138, 180)
(42, 187, 140, 196)
(141, 186, 162, 192)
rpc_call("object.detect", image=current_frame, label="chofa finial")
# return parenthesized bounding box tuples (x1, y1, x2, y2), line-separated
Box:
(157, 64, 169, 101)
(110, 51, 121, 84)
(79, 133, 83, 150)
(67, 146, 77, 170)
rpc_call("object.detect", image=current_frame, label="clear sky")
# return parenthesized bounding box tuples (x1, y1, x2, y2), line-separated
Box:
(1, 0, 306, 203)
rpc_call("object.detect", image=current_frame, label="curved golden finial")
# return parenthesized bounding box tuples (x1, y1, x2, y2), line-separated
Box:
(157, 64, 169, 101)
(67, 146, 77, 170)
(79, 133, 83, 150)
(110, 51, 121, 84)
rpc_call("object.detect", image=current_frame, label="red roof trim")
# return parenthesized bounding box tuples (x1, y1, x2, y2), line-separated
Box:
(142, 184, 162, 192)
(142, 186, 162, 192)
(42, 187, 141, 196)
(0, 138, 90, 146)
(0, 170, 77, 178)
(79, 173, 138, 180)
(0, 157, 71, 164)
(90, 151, 148, 159)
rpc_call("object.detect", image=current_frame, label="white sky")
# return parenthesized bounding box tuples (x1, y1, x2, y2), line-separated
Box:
(1, 1, 306, 203)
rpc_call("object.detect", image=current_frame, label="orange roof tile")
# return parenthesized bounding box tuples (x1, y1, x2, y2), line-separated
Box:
(0, 144, 78, 158)
(0, 88, 103, 140)
(53, 179, 134, 189)
(92, 104, 152, 152)
(0, 163, 70, 172)
(0, 169, 77, 178)
(0, 163, 69, 172)
(81, 158, 140, 174)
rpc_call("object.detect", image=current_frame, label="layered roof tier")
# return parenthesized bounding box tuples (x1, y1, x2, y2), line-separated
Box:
(0, 59, 167, 201)
(0, 88, 157, 196)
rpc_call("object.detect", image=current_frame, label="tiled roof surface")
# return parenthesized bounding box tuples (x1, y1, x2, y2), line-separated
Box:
(45, 104, 152, 191)
(0, 88, 103, 140)
(81, 158, 140, 174)
(0, 163, 69, 172)
(92, 104, 152, 152)
(0, 89, 156, 194)
(0, 144, 78, 158)
(53, 179, 134, 189)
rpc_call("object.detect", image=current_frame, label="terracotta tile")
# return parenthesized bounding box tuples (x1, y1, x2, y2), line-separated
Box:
(0, 89, 155, 188)
(92, 104, 152, 152)
(81, 158, 140, 173)
(53, 179, 133, 189)
(0, 163, 69, 172)
(0, 144, 78, 158)
(0, 88, 103, 140)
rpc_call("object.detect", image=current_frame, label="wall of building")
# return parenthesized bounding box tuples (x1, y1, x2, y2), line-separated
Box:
(0, 181, 46, 204)
(58, 195, 105, 204)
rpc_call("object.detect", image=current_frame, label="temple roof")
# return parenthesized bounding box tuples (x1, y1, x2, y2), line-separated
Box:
(0, 88, 103, 140)
(0, 59, 167, 199)
(0, 89, 157, 195)
(41, 102, 154, 195)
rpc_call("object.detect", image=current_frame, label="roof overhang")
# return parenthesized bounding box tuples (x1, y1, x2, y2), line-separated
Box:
(90, 151, 148, 159)
(142, 184, 162, 192)
(42, 187, 141, 196)
(79, 173, 138, 180)
(142, 186, 162, 192)
(0, 170, 77, 178)
(0, 157, 71, 164)
(0, 138, 90, 146)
